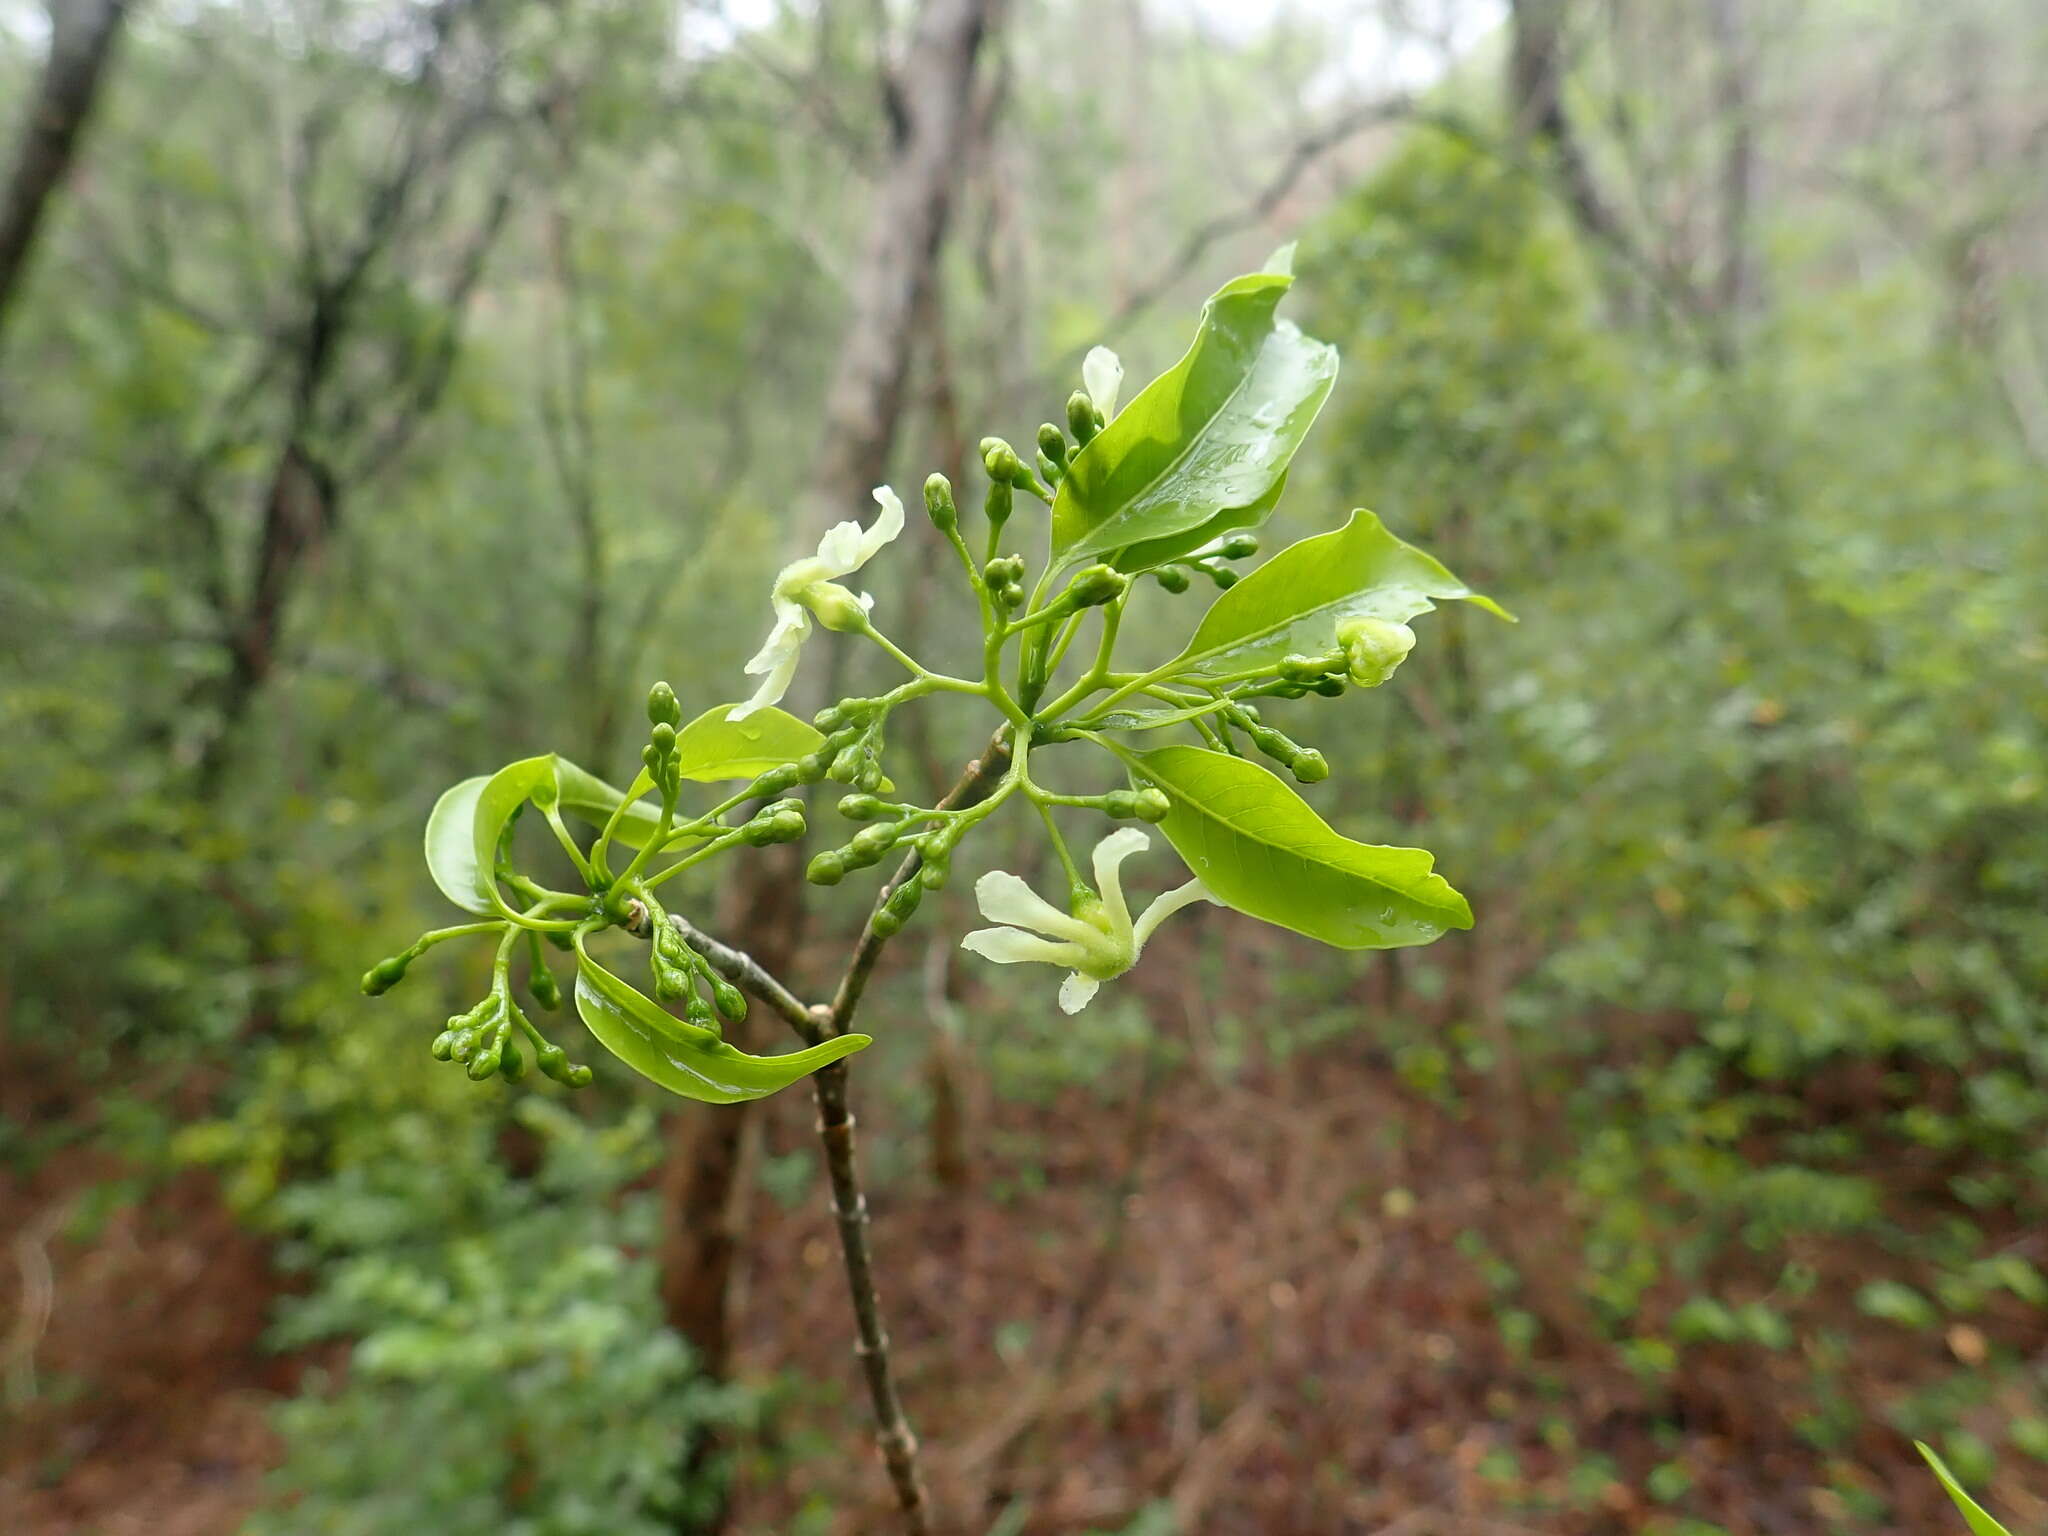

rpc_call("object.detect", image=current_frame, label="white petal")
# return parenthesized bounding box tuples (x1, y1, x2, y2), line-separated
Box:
(1089, 828, 1150, 936)
(1261, 240, 1296, 277)
(1058, 973, 1102, 1014)
(972, 870, 1098, 943)
(731, 628, 804, 720)
(855, 487, 906, 565)
(1083, 346, 1124, 420)
(1131, 879, 1214, 953)
(960, 927, 1089, 968)
(816, 519, 865, 574)
(742, 612, 807, 676)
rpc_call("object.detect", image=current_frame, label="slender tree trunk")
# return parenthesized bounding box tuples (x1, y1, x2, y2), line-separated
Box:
(1706, 0, 1755, 362)
(652, 3, 1000, 1528)
(0, 0, 129, 348)
(1507, 0, 1619, 258)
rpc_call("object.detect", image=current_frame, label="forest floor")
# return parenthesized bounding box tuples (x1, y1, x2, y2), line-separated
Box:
(2, 971, 2041, 1535)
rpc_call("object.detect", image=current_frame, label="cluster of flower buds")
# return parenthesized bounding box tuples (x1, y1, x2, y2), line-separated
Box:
(647, 902, 748, 1030)
(643, 680, 686, 796)
(803, 698, 887, 792)
(1225, 702, 1329, 783)
(983, 554, 1028, 611)
(980, 435, 1051, 504)
(1153, 531, 1260, 592)
(1101, 786, 1173, 822)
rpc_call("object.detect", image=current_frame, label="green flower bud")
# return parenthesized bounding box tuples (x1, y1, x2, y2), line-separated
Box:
(1036, 450, 1064, 487)
(430, 1028, 461, 1061)
(1134, 787, 1171, 823)
(985, 478, 1013, 530)
(1279, 652, 1340, 682)
(1153, 566, 1191, 594)
(498, 1037, 526, 1083)
(870, 907, 904, 939)
(1338, 617, 1417, 688)
(641, 742, 663, 777)
(753, 762, 802, 796)
(1232, 702, 1262, 724)
(361, 953, 411, 996)
(528, 960, 563, 1012)
(796, 750, 832, 783)
(467, 1042, 503, 1081)
(807, 850, 847, 886)
(806, 581, 871, 633)
(1291, 749, 1329, 783)
(710, 975, 747, 1023)
(828, 744, 867, 783)
(1219, 532, 1260, 560)
(1102, 789, 1140, 818)
(563, 1063, 594, 1088)
(982, 439, 1025, 485)
(682, 990, 717, 1028)
(1206, 564, 1239, 589)
(1067, 390, 1101, 446)
(653, 955, 691, 1003)
(449, 1027, 480, 1064)
(838, 793, 887, 821)
(923, 472, 958, 532)
(1037, 423, 1069, 469)
(813, 703, 847, 731)
(1309, 675, 1346, 697)
(848, 824, 898, 863)
(647, 681, 683, 728)
(650, 721, 676, 756)
(880, 878, 922, 930)
(919, 858, 950, 891)
(535, 1039, 568, 1078)
(1067, 564, 1127, 608)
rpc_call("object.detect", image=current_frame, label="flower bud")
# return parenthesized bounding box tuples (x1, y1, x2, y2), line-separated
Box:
(647, 681, 683, 728)
(848, 824, 898, 863)
(984, 478, 1013, 530)
(871, 906, 904, 939)
(805, 580, 871, 634)
(710, 975, 747, 1023)
(1280, 652, 1340, 682)
(528, 960, 563, 1012)
(1219, 532, 1260, 560)
(807, 850, 847, 886)
(1309, 675, 1346, 697)
(828, 744, 866, 783)
(981, 439, 1025, 485)
(1133, 787, 1171, 823)
(923, 473, 958, 532)
(1152, 566, 1191, 594)
(1102, 790, 1140, 818)
(1067, 564, 1127, 608)
(1205, 564, 1239, 589)
(1037, 423, 1069, 469)
(430, 1027, 462, 1061)
(1036, 450, 1064, 487)
(1291, 749, 1329, 783)
(838, 793, 887, 821)
(467, 1041, 503, 1081)
(650, 721, 676, 754)
(796, 750, 832, 783)
(813, 703, 847, 731)
(498, 1037, 527, 1083)
(1067, 390, 1101, 446)
(753, 763, 802, 796)
(361, 953, 411, 996)
(1338, 617, 1417, 688)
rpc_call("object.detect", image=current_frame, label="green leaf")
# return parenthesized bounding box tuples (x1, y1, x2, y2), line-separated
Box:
(671, 703, 823, 782)
(1166, 508, 1511, 681)
(424, 776, 493, 914)
(1116, 744, 1472, 948)
(1112, 472, 1289, 574)
(572, 941, 869, 1102)
(1051, 271, 1337, 570)
(1917, 1443, 2012, 1536)
(553, 759, 668, 851)
(472, 756, 562, 920)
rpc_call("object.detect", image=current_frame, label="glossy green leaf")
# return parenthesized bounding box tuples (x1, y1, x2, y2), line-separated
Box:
(1917, 1444, 2012, 1536)
(1112, 472, 1289, 574)
(1051, 269, 1337, 570)
(471, 756, 561, 920)
(671, 703, 823, 782)
(1116, 744, 1472, 948)
(572, 942, 869, 1102)
(423, 776, 493, 914)
(1167, 508, 1511, 680)
(553, 760, 669, 851)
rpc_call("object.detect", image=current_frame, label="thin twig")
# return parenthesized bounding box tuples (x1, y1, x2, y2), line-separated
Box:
(652, 728, 1013, 1534)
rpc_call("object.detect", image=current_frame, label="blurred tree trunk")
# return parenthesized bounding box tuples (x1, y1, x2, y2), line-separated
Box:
(1506, 0, 1618, 259)
(654, 2, 1002, 1528)
(0, 0, 130, 348)
(1706, 0, 1755, 363)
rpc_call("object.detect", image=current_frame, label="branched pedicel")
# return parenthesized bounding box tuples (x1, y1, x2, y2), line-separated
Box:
(362, 248, 1513, 1105)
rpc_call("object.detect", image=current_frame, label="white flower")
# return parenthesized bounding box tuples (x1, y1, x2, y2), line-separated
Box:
(959, 828, 1212, 1013)
(731, 486, 906, 720)
(1083, 345, 1124, 420)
